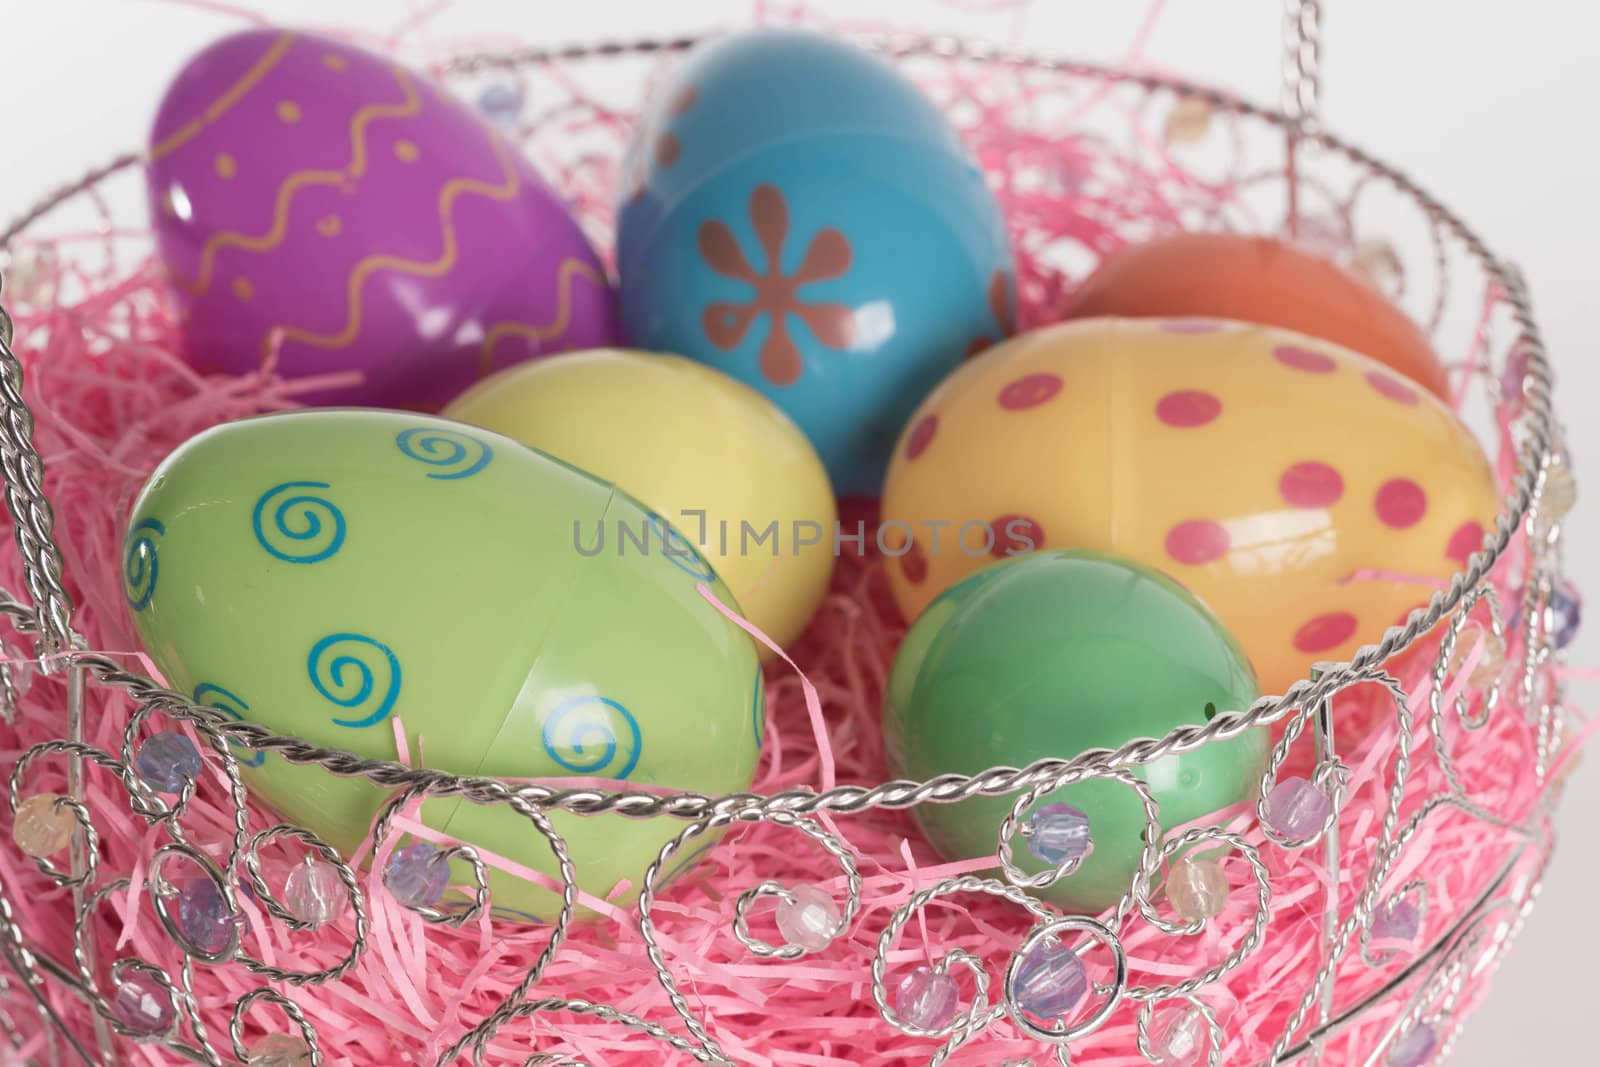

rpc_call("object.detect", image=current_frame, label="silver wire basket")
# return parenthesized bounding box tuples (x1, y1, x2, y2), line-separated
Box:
(0, 6, 1577, 1066)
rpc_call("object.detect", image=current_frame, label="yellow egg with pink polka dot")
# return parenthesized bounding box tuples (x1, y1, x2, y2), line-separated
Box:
(880, 317, 1498, 695)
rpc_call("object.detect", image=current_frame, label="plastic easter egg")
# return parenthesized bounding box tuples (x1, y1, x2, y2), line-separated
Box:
(443, 349, 836, 654)
(146, 29, 617, 411)
(881, 318, 1497, 696)
(616, 28, 1015, 495)
(122, 410, 759, 919)
(886, 550, 1267, 913)
(1060, 233, 1449, 398)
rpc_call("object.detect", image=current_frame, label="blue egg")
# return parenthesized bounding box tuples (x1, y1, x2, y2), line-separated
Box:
(618, 28, 1014, 495)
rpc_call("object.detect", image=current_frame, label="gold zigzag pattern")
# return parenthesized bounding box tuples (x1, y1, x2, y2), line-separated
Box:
(478, 259, 611, 376)
(168, 64, 424, 296)
(148, 32, 296, 163)
(264, 129, 524, 357)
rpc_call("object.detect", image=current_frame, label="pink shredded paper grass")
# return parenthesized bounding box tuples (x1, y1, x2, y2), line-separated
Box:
(0, 4, 1585, 1065)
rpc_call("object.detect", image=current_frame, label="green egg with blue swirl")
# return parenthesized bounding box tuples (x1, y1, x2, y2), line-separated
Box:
(122, 408, 761, 920)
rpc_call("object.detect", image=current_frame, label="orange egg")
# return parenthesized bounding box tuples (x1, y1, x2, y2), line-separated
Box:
(1060, 232, 1451, 399)
(880, 318, 1497, 696)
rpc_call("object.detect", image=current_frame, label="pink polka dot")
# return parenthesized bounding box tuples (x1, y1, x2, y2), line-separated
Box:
(1156, 390, 1222, 428)
(1445, 520, 1485, 567)
(990, 514, 1045, 557)
(1279, 462, 1345, 508)
(1366, 370, 1419, 406)
(904, 414, 938, 461)
(1375, 478, 1428, 529)
(1161, 319, 1224, 334)
(1273, 344, 1337, 374)
(1165, 520, 1231, 565)
(900, 539, 927, 585)
(997, 373, 1063, 411)
(1294, 611, 1359, 653)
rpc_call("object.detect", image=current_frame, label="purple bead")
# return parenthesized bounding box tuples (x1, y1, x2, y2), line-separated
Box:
(1500, 347, 1528, 411)
(384, 843, 449, 908)
(1022, 802, 1092, 867)
(1265, 777, 1332, 840)
(894, 965, 960, 1031)
(109, 969, 174, 1037)
(1550, 581, 1582, 650)
(1387, 1021, 1439, 1066)
(1012, 938, 1088, 1020)
(1372, 896, 1422, 944)
(135, 732, 203, 793)
(476, 82, 525, 127)
(177, 877, 236, 955)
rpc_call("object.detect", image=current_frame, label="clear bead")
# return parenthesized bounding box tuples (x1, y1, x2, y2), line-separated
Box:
(1541, 462, 1577, 523)
(1022, 802, 1091, 867)
(893, 965, 960, 1031)
(1372, 896, 1422, 943)
(774, 884, 841, 951)
(1151, 1004, 1208, 1064)
(1448, 624, 1506, 688)
(1352, 238, 1403, 294)
(1163, 96, 1212, 145)
(5, 247, 60, 308)
(12, 792, 75, 857)
(1387, 1021, 1439, 1066)
(1265, 777, 1332, 840)
(1012, 938, 1087, 1020)
(109, 970, 174, 1038)
(247, 1033, 312, 1066)
(136, 732, 204, 793)
(177, 877, 235, 956)
(1166, 857, 1229, 922)
(384, 843, 449, 908)
(285, 857, 346, 926)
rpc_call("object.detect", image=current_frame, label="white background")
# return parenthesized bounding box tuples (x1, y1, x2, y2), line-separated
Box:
(0, 1, 1595, 1063)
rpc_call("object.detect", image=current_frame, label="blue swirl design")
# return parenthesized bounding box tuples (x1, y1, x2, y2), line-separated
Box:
(396, 428, 492, 480)
(752, 667, 766, 749)
(307, 633, 402, 729)
(540, 695, 642, 780)
(252, 481, 346, 564)
(192, 683, 265, 768)
(123, 518, 165, 611)
(646, 512, 716, 582)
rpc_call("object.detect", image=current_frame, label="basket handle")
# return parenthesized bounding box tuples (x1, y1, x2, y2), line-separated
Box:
(1281, 0, 1325, 235)
(0, 285, 76, 659)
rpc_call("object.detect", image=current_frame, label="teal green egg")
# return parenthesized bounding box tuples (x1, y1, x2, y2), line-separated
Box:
(885, 549, 1267, 913)
(122, 409, 762, 919)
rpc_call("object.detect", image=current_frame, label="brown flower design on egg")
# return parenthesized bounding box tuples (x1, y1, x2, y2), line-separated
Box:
(698, 184, 855, 386)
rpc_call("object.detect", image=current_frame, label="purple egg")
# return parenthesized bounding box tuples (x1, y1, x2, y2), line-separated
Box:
(146, 29, 617, 410)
